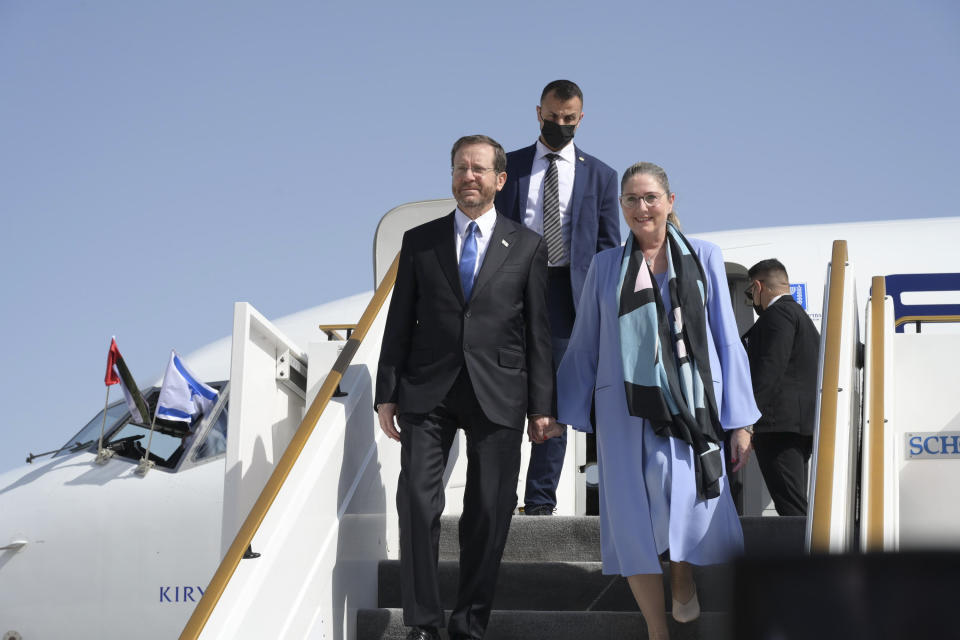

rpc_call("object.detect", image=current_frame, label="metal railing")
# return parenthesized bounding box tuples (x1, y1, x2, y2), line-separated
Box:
(808, 240, 847, 552)
(895, 315, 960, 329)
(863, 275, 887, 551)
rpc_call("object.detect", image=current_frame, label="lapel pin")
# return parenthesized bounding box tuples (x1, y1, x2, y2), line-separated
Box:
(579, 156, 585, 162)
(502, 239, 510, 247)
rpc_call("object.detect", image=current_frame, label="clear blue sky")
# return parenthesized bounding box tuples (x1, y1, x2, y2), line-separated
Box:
(1, 1, 957, 472)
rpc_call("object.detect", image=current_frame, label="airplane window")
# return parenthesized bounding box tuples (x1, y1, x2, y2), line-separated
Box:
(105, 420, 186, 467)
(54, 400, 131, 458)
(55, 382, 226, 468)
(193, 402, 228, 461)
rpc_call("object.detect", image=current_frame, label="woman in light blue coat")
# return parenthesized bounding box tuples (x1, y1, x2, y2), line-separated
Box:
(552, 162, 759, 640)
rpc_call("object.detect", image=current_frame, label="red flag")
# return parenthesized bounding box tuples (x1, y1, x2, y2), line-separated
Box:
(103, 337, 149, 422)
(105, 338, 121, 386)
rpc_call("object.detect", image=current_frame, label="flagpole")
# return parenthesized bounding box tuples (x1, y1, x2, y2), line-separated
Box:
(137, 409, 158, 475)
(95, 386, 113, 465)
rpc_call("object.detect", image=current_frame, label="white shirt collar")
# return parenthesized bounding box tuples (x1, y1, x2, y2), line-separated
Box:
(535, 138, 576, 164)
(768, 293, 790, 307)
(455, 205, 497, 238)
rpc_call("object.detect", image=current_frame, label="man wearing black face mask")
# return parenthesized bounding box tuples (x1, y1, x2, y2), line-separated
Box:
(495, 79, 620, 516)
(742, 259, 820, 516)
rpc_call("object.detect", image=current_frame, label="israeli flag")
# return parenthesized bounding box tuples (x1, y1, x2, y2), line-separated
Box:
(155, 351, 218, 423)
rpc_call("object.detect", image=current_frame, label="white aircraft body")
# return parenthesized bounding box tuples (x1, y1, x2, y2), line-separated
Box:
(1, 201, 957, 640)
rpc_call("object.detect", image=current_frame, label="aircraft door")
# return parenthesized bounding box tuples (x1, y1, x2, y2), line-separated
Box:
(725, 262, 755, 337)
(724, 262, 776, 516)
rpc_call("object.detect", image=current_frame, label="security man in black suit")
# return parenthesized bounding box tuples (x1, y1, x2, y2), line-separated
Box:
(376, 135, 555, 640)
(743, 259, 820, 516)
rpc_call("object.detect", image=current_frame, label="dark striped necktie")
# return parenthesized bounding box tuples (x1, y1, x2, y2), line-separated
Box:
(542, 153, 565, 264)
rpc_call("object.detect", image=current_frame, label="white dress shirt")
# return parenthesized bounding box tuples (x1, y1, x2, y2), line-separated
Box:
(454, 205, 497, 280)
(523, 139, 576, 267)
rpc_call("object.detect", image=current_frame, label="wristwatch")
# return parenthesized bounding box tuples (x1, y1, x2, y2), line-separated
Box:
(742, 425, 754, 435)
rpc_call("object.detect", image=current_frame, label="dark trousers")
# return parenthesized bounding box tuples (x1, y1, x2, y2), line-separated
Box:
(397, 370, 523, 639)
(524, 266, 575, 510)
(724, 429, 745, 514)
(753, 432, 813, 516)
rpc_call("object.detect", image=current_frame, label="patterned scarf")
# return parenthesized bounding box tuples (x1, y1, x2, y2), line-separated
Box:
(617, 223, 724, 500)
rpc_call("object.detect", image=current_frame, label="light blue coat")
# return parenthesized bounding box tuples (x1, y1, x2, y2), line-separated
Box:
(557, 238, 761, 575)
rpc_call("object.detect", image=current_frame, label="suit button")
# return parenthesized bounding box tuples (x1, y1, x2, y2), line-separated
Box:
(464, 343, 471, 351)
(464, 310, 472, 318)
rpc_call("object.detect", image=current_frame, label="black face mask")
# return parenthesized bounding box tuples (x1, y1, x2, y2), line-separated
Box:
(540, 119, 576, 149)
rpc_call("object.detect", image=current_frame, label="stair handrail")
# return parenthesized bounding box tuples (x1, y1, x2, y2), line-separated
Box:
(895, 314, 960, 329)
(179, 255, 399, 640)
(883, 272, 960, 333)
(808, 240, 847, 552)
(862, 275, 887, 551)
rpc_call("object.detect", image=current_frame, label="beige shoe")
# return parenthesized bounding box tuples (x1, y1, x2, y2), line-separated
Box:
(671, 588, 700, 623)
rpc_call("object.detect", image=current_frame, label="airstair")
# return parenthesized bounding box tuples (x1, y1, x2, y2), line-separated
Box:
(357, 515, 803, 640)
(807, 244, 960, 553)
(178, 206, 960, 640)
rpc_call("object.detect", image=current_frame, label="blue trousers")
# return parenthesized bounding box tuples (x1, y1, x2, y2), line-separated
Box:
(524, 266, 575, 510)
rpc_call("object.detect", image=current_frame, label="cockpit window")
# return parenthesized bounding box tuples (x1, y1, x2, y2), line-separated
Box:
(105, 418, 188, 468)
(193, 402, 228, 461)
(54, 400, 131, 458)
(57, 382, 228, 469)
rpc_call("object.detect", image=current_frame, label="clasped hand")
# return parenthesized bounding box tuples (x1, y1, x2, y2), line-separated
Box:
(527, 415, 565, 443)
(379, 404, 565, 445)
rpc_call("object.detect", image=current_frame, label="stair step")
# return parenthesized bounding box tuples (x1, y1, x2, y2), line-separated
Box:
(741, 516, 806, 556)
(440, 515, 601, 561)
(438, 514, 806, 561)
(357, 608, 730, 640)
(378, 560, 733, 612)
(365, 516, 805, 639)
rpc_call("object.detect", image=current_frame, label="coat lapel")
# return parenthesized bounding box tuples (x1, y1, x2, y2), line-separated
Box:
(434, 212, 465, 304)
(471, 215, 517, 301)
(569, 145, 588, 258)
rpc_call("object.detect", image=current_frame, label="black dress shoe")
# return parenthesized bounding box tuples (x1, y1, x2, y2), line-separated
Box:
(524, 504, 555, 515)
(405, 627, 440, 640)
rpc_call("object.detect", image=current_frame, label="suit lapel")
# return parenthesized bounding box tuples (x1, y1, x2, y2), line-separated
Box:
(434, 212, 465, 304)
(569, 145, 588, 256)
(471, 215, 517, 301)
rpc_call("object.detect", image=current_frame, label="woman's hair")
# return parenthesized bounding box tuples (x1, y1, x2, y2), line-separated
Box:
(621, 161, 681, 230)
(621, 161, 671, 196)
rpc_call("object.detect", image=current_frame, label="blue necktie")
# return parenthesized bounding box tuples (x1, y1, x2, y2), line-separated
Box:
(459, 221, 479, 301)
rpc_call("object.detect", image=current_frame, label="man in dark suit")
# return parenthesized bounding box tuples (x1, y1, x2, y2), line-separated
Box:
(376, 135, 555, 640)
(743, 259, 820, 516)
(494, 79, 620, 516)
